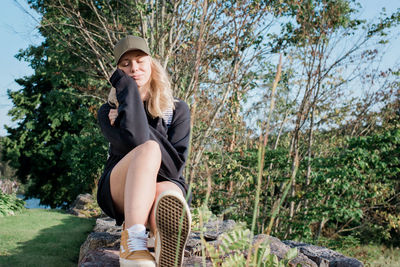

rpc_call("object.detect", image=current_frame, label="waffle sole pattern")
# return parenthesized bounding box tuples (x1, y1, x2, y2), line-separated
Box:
(155, 192, 191, 267)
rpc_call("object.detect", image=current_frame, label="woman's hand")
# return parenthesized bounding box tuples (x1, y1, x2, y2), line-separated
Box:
(110, 68, 127, 88)
(108, 108, 118, 126)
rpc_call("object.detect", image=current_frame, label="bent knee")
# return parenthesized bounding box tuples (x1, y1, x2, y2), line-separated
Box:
(143, 140, 161, 156)
(143, 140, 160, 150)
(134, 140, 161, 160)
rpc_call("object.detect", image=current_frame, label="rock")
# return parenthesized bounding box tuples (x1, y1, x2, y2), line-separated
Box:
(74, 193, 93, 209)
(185, 219, 236, 256)
(78, 217, 363, 267)
(283, 240, 363, 267)
(184, 232, 203, 256)
(68, 193, 99, 218)
(93, 217, 122, 235)
(255, 235, 317, 267)
(78, 228, 121, 263)
(203, 219, 236, 240)
(183, 256, 213, 266)
(79, 248, 119, 267)
(330, 257, 364, 267)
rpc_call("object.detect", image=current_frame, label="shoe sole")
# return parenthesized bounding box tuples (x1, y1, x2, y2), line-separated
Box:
(120, 258, 156, 267)
(155, 190, 191, 267)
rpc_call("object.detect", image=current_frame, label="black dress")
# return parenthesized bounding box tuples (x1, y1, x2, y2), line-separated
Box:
(96, 69, 191, 226)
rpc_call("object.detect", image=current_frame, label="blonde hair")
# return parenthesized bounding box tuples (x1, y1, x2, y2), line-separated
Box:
(107, 57, 175, 117)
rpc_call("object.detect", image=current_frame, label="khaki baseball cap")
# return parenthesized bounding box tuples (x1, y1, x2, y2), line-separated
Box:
(114, 35, 150, 64)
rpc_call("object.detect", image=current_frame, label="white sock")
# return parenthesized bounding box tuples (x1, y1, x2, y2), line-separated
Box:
(126, 224, 148, 251)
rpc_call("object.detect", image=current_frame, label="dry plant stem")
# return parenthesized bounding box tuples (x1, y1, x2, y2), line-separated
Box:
(200, 208, 207, 267)
(188, 2, 272, 175)
(246, 54, 282, 267)
(185, 101, 195, 184)
(304, 105, 315, 214)
(163, 1, 196, 69)
(185, 0, 208, 184)
(190, 51, 243, 170)
(282, 30, 372, 229)
(265, 173, 294, 236)
(200, 172, 212, 267)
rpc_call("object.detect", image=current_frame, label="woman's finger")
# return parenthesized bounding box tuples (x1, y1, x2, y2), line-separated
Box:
(108, 109, 117, 117)
(108, 109, 118, 125)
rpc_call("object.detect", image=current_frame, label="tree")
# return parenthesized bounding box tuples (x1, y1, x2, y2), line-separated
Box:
(2, 1, 399, 246)
(3, 0, 285, 207)
(2, 70, 107, 207)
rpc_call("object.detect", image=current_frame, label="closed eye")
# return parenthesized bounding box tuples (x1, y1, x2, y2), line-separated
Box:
(120, 60, 129, 67)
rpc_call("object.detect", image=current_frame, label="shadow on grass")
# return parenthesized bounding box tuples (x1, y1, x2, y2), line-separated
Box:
(0, 209, 95, 267)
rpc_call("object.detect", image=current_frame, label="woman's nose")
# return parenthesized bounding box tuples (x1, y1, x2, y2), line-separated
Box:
(130, 61, 139, 72)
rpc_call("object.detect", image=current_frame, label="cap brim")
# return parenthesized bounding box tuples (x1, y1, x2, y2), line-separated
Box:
(116, 48, 149, 64)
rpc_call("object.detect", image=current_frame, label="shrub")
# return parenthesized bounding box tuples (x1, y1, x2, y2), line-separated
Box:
(0, 191, 25, 216)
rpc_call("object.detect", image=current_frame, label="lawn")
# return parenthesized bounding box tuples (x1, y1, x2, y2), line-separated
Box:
(0, 209, 95, 267)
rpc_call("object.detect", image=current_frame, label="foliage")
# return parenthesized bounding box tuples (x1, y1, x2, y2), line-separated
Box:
(204, 227, 298, 266)
(2, 0, 399, 249)
(2, 73, 108, 208)
(270, 0, 362, 51)
(4, 0, 290, 208)
(0, 191, 25, 217)
(193, 116, 400, 246)
(338, 244, 400, 267)
(305, 127, 400, 244)
(198, 146, 291, 228)
(191, 206, 299, 266)
(0, 137, 17, 182)
(191, 204, 219, 231)
(77, 189, 103, 218)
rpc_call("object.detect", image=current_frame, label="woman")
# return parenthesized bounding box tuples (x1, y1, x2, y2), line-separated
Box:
(97, 35, 191, 267)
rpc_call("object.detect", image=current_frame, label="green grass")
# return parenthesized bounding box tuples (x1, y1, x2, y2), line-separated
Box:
(0, 209, 95, 267)
(338, 244, 400, 267)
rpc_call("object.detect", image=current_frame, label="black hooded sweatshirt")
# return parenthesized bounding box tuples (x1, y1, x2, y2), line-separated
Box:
(97, 69, 191, 195)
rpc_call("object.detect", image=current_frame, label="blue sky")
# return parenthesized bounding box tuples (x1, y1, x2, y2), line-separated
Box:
(0, 0, 399, 136)
(0, 0, 42, 136)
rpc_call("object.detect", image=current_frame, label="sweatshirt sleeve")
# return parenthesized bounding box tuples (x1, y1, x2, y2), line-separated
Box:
(167, 100, 191, 162)
(97, 69, 150, 155)
(97, 70, 191, 179)
(148, 100, 191, 180)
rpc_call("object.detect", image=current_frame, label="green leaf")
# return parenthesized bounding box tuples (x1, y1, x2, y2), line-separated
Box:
(285, 247, 298, 261)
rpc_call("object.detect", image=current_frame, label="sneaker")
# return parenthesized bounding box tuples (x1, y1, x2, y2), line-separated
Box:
(147, 230, 156, 251)
(119, 229, 156, 267)
(154, 190, 191, 267)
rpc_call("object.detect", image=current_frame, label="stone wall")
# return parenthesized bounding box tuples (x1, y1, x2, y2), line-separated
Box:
(69, 194, 363, 266)
(78, 216, 364, 267)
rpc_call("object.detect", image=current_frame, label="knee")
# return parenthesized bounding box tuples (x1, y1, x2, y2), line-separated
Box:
(134, 140, 161, 163)
(143, 140, 161, 159)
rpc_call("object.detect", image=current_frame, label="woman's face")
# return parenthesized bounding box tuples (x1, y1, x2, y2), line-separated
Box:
(117, 50, 152, 89)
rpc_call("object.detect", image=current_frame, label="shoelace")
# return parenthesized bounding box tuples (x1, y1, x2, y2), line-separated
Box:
(127, 233, 148, 251)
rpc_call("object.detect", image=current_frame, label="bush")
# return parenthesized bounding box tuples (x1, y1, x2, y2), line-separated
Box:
(0, 191, 25, 216)
(2, 77, 108, 208)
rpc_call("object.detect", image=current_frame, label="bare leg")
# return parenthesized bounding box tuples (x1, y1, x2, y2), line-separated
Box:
(148, 181, 183, 233)
(109, 140, 161, 229)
